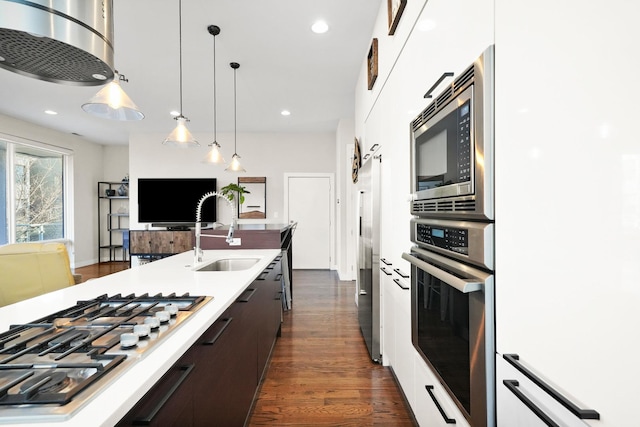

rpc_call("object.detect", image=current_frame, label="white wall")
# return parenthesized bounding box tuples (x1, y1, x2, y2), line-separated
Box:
(128, 131, 335, 232)
(335, 118, 355, 279)
(0, 113, 105, 268)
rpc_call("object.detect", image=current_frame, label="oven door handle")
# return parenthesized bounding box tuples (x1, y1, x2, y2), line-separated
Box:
(402, 252, 482, 293)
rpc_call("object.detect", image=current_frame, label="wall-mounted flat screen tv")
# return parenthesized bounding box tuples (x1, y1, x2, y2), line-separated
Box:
(138, 178, 217, 228)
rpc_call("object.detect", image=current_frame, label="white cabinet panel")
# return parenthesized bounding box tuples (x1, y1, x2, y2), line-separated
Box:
(497, 354, 594, 427)
(414, 354, 470, 427)
(494, 1, 640, 426)
(392, 270, 414, 408)
(381, 265, 396, 367)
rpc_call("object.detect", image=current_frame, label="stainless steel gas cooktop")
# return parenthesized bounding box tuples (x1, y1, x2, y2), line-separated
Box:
(0, 293, 211, 424)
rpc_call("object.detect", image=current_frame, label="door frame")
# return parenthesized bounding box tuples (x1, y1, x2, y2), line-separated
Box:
(284, 173, 336, 270)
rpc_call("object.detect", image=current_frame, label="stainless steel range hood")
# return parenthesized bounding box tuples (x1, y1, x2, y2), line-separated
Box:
(0, 0, 114, 86)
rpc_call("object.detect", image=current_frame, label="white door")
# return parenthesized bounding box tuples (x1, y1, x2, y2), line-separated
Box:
(285, 174, 333, 269)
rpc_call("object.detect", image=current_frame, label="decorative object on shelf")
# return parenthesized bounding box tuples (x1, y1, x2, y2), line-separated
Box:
(105, 189, 116, 197)
(367, 38, 378, 90)
(82, 70, 144, 121)
(387, 0, 407, 35)
(117, 175, 129, 196)
(163, 0, 199, 147)
(352, 137, 361, 183)
(203, 25, 226, 165)
(238, 177, 266, 219)
(220, 182, 250, 205)
(225, 62, 246, 172)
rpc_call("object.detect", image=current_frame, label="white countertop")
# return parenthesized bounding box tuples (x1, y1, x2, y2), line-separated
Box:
(0, 248, 281, 427)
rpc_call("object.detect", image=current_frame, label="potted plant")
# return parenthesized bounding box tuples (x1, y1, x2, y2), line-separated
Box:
(220, 183, 250, 205)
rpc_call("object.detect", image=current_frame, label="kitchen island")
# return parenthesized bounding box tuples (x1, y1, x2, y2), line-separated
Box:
(0, 248, 281, 426)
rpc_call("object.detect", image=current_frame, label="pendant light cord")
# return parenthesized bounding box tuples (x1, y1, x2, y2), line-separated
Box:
(178, 0, 184, 116)
(213, 31, 217, 141)
(233, 65, 237, 153)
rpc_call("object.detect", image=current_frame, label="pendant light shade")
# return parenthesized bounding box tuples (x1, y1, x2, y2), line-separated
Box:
(225, 62, 245, 172)
(203, 25, 225, 164)
(163, 0, 199, 147)
(163, 116, 198, 147)
(82, 71, 144, 120)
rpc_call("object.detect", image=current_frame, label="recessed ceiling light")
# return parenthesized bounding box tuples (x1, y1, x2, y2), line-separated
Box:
(311, 20, 329, 34)
(44, 110, 58, 115)
(170, 110, 180, 116)
(281, 110, 291, 116)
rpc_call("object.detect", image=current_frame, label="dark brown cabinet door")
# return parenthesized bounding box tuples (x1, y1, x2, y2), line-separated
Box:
(116, 351, 197, 427)
(255, 258, 283, 383)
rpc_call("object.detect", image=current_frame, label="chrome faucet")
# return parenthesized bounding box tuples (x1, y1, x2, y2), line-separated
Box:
(194, 191, 237, 265)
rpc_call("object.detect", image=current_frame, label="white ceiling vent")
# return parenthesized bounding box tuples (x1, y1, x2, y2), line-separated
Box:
(0, 0, 114, 86)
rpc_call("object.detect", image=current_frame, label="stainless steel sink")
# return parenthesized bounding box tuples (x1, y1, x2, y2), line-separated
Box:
(196, 258, 260, 271)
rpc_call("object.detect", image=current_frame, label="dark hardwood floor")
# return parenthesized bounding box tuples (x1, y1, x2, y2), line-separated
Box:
(74, 260, 130, 282)
(73, 263, 415, 426)
(248, 270, 415, 426)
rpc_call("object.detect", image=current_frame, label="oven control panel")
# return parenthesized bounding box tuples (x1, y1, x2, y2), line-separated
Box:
(416, 223, 468, 255)
(410, 218, 494, 270)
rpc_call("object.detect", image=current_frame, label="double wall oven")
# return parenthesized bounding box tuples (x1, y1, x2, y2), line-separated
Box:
(403, 45, 495, 427)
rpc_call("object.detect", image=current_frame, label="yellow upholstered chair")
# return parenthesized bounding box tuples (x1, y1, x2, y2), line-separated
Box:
(0, 242, 80, 307)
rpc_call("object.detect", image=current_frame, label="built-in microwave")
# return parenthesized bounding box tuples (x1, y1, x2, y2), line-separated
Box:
(410, 45, 494, 221)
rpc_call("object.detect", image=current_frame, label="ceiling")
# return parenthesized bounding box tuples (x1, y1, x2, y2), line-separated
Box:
(0, 0, 380, 146)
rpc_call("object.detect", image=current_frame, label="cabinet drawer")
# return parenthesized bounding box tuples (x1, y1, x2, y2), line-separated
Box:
(414, 354, 470, 427)
(497, 354, 596, 427)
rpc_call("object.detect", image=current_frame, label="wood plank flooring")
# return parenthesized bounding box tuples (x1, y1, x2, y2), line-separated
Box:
(72, 263, 415, 425)
(74, 261, 129, 282)
(248, 270, 415, 426)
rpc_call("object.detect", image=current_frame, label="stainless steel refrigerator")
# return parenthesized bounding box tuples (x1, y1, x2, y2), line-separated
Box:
(357, 150, 381, 363)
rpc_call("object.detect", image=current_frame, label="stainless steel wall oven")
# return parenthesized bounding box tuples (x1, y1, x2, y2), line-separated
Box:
(410, 46, 494, 221)
(404, 45, 496, 427)
(403, 246, 495, 427)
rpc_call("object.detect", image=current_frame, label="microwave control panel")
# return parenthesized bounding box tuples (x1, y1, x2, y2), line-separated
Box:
(415, 223, 468, 255)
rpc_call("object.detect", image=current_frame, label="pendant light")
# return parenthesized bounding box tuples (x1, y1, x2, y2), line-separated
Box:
(203, 25, 225, 164)
(163, 0, 199, 147)
(81, 1, 143, 121)
(82, 70, 144, 120)
(225, 62, 246, 172)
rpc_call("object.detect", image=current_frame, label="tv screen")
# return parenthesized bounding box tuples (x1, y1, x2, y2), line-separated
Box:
(138, 178, 217, 227)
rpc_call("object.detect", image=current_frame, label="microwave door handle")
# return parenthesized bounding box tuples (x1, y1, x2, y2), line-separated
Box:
(402, 252, 482, 293)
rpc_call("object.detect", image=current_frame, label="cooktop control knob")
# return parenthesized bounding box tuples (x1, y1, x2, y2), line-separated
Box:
(144, 316, 160, 329)
(164, 304, 179, 316)
(155, 310, 170, 323)
(120, 333, 139, 348)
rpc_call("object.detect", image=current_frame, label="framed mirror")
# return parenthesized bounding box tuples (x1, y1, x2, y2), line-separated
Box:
(238, 177, 266, 219)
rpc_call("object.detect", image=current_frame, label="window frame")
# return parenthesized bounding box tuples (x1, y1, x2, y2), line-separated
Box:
(1, 134, 73, 245)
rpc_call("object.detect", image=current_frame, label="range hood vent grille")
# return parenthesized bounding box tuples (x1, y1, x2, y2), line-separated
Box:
(0, 0, 114, 86)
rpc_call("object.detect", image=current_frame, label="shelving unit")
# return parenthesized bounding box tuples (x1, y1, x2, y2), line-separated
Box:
(98, 181, 129, 263)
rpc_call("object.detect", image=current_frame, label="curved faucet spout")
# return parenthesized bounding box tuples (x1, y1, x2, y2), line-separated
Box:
(194, 191, 237, 264)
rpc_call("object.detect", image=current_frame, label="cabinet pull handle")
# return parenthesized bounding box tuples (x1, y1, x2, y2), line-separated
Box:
(503, 380, 559, 427)
(133, 364, 195, 425)
(425, 385, 456, 424)
(503, 354, 600, 420)
(393, 268, 409, 279)
(380, 267, 392, 276)
(393, 278, 409, 290)
(237, 288, 257, 303)
(275, 273, 283, 281)
(267, 262, 277, 270)
(423, 72, 454, 99)
(380, 258, 392, 266)
(202, 318, 233, 346)
(257, 271, 269, 281)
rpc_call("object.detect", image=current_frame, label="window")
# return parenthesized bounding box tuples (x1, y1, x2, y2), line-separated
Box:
(0, 139, 69, 245)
